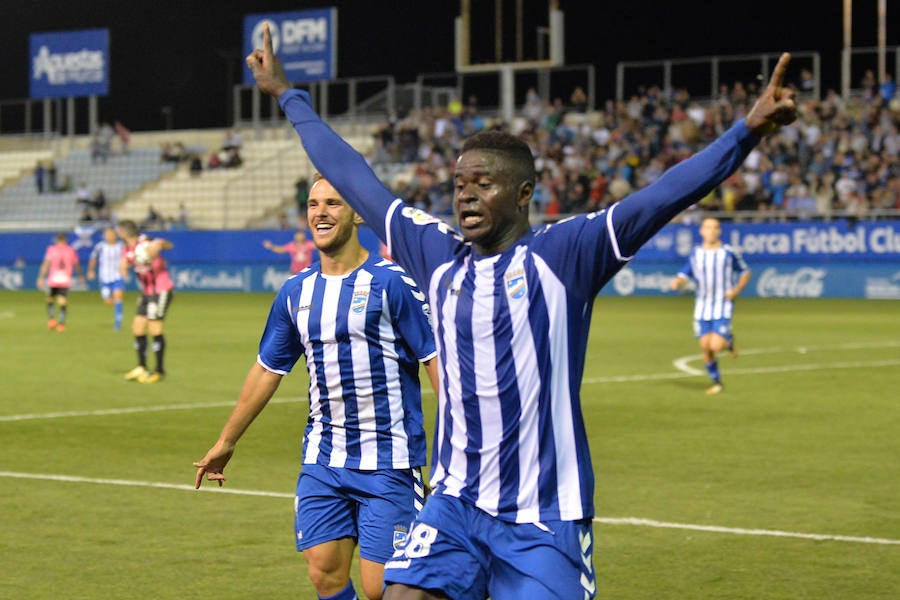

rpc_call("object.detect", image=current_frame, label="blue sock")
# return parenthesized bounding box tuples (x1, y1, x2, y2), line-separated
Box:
(114, 301, 123, 330)
(318, 580, 356, 600)
(705, 360, 721, 384)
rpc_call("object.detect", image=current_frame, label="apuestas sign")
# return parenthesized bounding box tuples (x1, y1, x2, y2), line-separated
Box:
(29, 29, 109, 98)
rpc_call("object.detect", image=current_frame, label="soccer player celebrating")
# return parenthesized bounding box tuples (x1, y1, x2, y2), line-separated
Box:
(117, 220, 174, 384)
(87, 226, 126, 331)
(262, 229, 317, 274)
(37, 232, 85, 332)
(194, 175, 439, 600)
(248, 24, 796, 599)
(671, 217, 751, 394)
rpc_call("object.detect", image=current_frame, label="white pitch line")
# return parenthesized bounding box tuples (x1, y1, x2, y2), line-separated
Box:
(0, 311, 15, 319)
(0, 471, 293, 498)
(2, 470, 897, 546)
(0, 397, 308, 423)
(595, 516, 900, 546)
(585, 357, 900, 385)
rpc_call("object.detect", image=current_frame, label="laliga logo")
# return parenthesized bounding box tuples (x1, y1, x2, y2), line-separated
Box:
(252, 20, 280, 54)
(0, 267, 24, 290)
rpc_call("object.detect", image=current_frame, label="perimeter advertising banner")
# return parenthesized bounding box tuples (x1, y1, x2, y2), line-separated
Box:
(636, 220, 900, 263)
(243, 8, 337, 85)
(1, 222, 898, 297)
(29, 29, 109, 98)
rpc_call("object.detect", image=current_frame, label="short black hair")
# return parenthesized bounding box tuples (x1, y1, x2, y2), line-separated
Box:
(461, 131, 536, 185)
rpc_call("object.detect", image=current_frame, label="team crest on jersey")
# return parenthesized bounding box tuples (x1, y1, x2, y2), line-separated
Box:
(392, 525, 409, 550)
(351, 288, 369, 313)
(505, 269, 527, 299)
(400, 206, 441, 226)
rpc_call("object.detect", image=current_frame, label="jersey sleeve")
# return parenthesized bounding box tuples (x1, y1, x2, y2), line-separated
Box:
(530, 211, 624, 300)
(730, 246, 750, 274)
(610, 120, 760, 259)
(677, 257, 694, 280)
(278, 89, 460, 286)
(279, 89, 395, 242)
(89, 243, 101, 262)
(383, 264, 437, 363)
(256, 282, 304, 375)
(384, 203, 468, 291)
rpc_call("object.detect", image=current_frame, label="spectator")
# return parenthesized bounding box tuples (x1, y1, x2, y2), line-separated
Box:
(90, 189, 108, 218)
(34, 161, 45, 193)
(223, 129, 243, 151)
(189, 154, 203, 176)
(75, 182, 91, 208)
(141, 205, 164, 230)
(114, 120, 131, 155)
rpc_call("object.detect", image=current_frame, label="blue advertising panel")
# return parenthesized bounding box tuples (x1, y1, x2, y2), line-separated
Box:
(637, 220, 900, 263)
(1, 223, 898, 297)
(29, 29, 109, 98)
(243, 9, 337, 85)
(600, 261, 900, 300)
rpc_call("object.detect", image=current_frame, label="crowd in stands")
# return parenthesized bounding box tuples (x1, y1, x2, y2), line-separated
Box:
(369, 68, 900, 223)
(164, 129, 244, 175)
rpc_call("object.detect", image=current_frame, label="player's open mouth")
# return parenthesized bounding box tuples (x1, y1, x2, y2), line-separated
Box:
(315, 223, 334, 231)
(459, 211, 484, 227)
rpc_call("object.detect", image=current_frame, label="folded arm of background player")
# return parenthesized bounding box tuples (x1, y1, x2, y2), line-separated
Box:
(277, 54, 795, 294)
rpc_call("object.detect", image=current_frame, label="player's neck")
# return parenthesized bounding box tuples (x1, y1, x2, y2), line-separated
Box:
(702, 240, 722, 250)
(320, 240, 368, 276)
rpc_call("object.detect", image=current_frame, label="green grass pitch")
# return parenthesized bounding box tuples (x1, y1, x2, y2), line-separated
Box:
(1, 290, 898, 599)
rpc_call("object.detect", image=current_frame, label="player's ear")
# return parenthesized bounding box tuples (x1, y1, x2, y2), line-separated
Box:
(353, 212, 364, 225)
(517, 179, 534, 212)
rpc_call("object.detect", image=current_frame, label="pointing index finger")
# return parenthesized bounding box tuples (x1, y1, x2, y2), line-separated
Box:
(768, 52, 791, 91)
(264, 21, 274, 57)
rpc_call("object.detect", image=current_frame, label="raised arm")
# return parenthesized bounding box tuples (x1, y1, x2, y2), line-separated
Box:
(611, 53, 797, 259)
(246, 23, 395, 241)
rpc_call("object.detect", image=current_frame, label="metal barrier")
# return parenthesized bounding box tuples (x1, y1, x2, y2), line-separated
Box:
(615, 51, 821, 102)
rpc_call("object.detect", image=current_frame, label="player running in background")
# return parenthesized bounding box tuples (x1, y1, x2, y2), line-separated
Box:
(87, 226, 126, 331)
(117, 220, 174, 384)
(247, 25, 796, 600)
(37, 232, 85, 332)
(670, 217, 751, 395)
(262, 229, 316, 274)
(195, 175, 439, 600)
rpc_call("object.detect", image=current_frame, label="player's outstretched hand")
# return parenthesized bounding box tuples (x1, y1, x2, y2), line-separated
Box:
(745, 52, 798, 137)
(246, 23, 291, 98)
(193, 441, 235, 488)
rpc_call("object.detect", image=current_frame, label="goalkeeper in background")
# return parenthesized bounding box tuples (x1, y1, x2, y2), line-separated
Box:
(117, 219, 174, 384)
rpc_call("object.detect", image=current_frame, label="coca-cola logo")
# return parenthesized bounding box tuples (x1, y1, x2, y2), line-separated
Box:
(756, 267, 826, 298)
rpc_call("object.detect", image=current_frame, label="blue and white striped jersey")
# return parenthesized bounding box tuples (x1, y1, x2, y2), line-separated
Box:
(90, 240, 124, 284)
(257, 254, 437, 471)
(279, 87, 760, 524)
(678, 245, 749, 321)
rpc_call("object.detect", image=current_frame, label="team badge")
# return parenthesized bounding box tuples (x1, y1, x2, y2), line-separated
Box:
(392, 525, 409, 550)
(351, 288, 369, 313)
(505, 270, 527, 299)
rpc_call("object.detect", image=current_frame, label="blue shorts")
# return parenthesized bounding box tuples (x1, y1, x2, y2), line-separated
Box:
(294, 464, 424, 564)
(694, 317, 732, 341)
(384, 494, 596, 600)
(100, 280, 125, 300)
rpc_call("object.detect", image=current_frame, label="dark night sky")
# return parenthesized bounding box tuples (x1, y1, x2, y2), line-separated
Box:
(1, 0, 895, 131)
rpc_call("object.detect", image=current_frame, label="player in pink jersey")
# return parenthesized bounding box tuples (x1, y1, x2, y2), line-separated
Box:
(262, 229, 316, 274)
(37, 232, 85, 332)
(117, 220, 175, 384)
